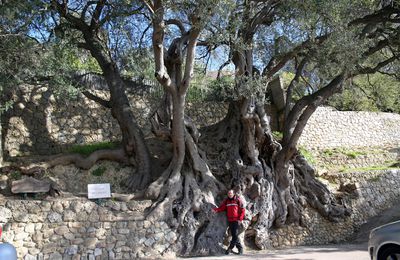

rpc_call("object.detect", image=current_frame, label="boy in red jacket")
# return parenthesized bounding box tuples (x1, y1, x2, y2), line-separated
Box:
(213, 190, 245, 255)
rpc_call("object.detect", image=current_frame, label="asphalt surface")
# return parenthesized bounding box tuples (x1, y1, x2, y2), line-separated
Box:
(180, 201, 400, 260)
(179, 243, 370, 260)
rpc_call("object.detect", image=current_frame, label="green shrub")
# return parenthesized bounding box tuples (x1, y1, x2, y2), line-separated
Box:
(299, 147, 316, 165)
(69, 142, 119, 156)
(91, 166, 107, 177)
(10, 171, 22, 180)
(322, 149, 335, 157)
(272, 131, 283, 141)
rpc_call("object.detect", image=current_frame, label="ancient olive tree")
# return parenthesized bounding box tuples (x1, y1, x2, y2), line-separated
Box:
(198, 0, 400, 250)
(47, 0, 152, 189)
(140, 0, 230, 255)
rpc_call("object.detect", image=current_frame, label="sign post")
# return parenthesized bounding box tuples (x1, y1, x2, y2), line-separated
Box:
(87, 183, 111, 200)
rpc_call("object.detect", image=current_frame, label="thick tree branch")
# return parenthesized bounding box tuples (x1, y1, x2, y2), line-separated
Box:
(166, 19, 186, 35)
(52, 0, 89, 31)
(90, 0, 105, 30)
(283, 74, 345, 148)
(152, 0, 174, 92)
(81, 1, 97, 21)
(82, 90, 112, 108)
(217, 60, 232, 79)
(284, 57, 308, 122)
(355, 54, 400, 76)
(350, 5, 400, 26)
(262, 34, 329, 78)
(181, 27, 201, 94)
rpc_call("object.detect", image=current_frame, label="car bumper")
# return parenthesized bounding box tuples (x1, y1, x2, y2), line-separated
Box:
(369, 246, 375, 260)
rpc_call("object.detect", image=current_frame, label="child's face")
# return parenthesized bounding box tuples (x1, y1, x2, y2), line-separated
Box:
(228, 190, 234, 198)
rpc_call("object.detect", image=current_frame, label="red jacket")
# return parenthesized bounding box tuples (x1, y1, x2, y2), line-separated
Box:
(213, 195, 245, 222)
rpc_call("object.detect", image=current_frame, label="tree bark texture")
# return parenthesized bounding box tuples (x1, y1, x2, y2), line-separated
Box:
(144, 1, 229, 255)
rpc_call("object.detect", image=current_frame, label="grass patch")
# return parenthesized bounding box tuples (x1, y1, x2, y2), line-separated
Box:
(91, 166, 107, 177)
(322, 149, 335, 157)
(370, 175, 381, 182)
(272, 131, 283, 141)
(339, 165, 400, 173)
(10, 171, 22, 180)
(342, 150, 366, 159)
(299, 147, 316, 165)
(69, 142, 119, 156)
(321, 148, 367, 159)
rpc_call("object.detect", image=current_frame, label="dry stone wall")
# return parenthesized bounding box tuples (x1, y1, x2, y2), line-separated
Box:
(2, 86, 400, 158)
(1, 85, 227, 157)
(299, 107, 400, 149)
(0, 198, 177, 260)
(267, 169, 400, 247)
(1, 169, 400, 259)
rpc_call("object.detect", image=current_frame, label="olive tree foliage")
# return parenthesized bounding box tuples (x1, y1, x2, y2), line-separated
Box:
(328, 67, 400, 113)
(0, 1, 104, 109)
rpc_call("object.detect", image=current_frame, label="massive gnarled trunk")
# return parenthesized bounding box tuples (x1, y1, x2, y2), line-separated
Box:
(199, 18, 351, 247)
(143, 1, 227, 255)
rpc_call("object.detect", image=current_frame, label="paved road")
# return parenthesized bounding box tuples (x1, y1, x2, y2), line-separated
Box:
(180, 202, 400, 260)
(180, 243, 370, 260)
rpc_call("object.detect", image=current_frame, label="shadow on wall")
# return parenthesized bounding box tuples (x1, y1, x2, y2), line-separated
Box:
(2, 86, 58, 158)
(1, 85, 120, 158)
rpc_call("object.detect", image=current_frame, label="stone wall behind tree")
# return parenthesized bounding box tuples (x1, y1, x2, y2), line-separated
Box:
(1, 85, 228, 157)
(2, 86, 400, 158)
(268, 169, 400, 248)
(298, 107, 400, 149)
(1, 169, 400, 259)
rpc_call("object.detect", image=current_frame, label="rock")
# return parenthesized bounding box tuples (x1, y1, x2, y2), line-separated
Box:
(94, 248, 102, 256)
(339, 182, 358, 194)
(0, 206, 12, 222)
(165, 232, 177, 243)
(65, 245, 79, 255)
(55, 226, 69, 235)
(0, 175, 8, 190)
(63, 210, 75, 221)
(47, 212, 62, 223)
(49, 252, 62, 260)
(28, 248, 41, 255)
(11, 177, 51, 194)
(144, 238, 156, 247)
(52, 202, 64, 213)
(84, 238, 98, 249)
(24, 223, 35, 233)
(24, 254, 36, 260)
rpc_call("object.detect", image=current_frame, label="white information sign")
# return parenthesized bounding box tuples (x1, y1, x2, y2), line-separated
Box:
(88, 183, 111, 199)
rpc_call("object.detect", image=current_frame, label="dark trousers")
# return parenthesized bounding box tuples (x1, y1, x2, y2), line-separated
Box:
(228, 221, 242, 250)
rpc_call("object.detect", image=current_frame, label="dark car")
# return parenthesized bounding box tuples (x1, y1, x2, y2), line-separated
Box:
(368, 220, 400, 260)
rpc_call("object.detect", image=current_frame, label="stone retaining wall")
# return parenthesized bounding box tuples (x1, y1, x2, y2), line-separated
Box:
(1, 85, 227, 157)
(2, 87, 400, 157)
(269, 169, 400, 247)
(3, 86, 400, 158)
(299, 107, 400, 149)
(0, 198, 177, 260)
(1, 169, 400, 259)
